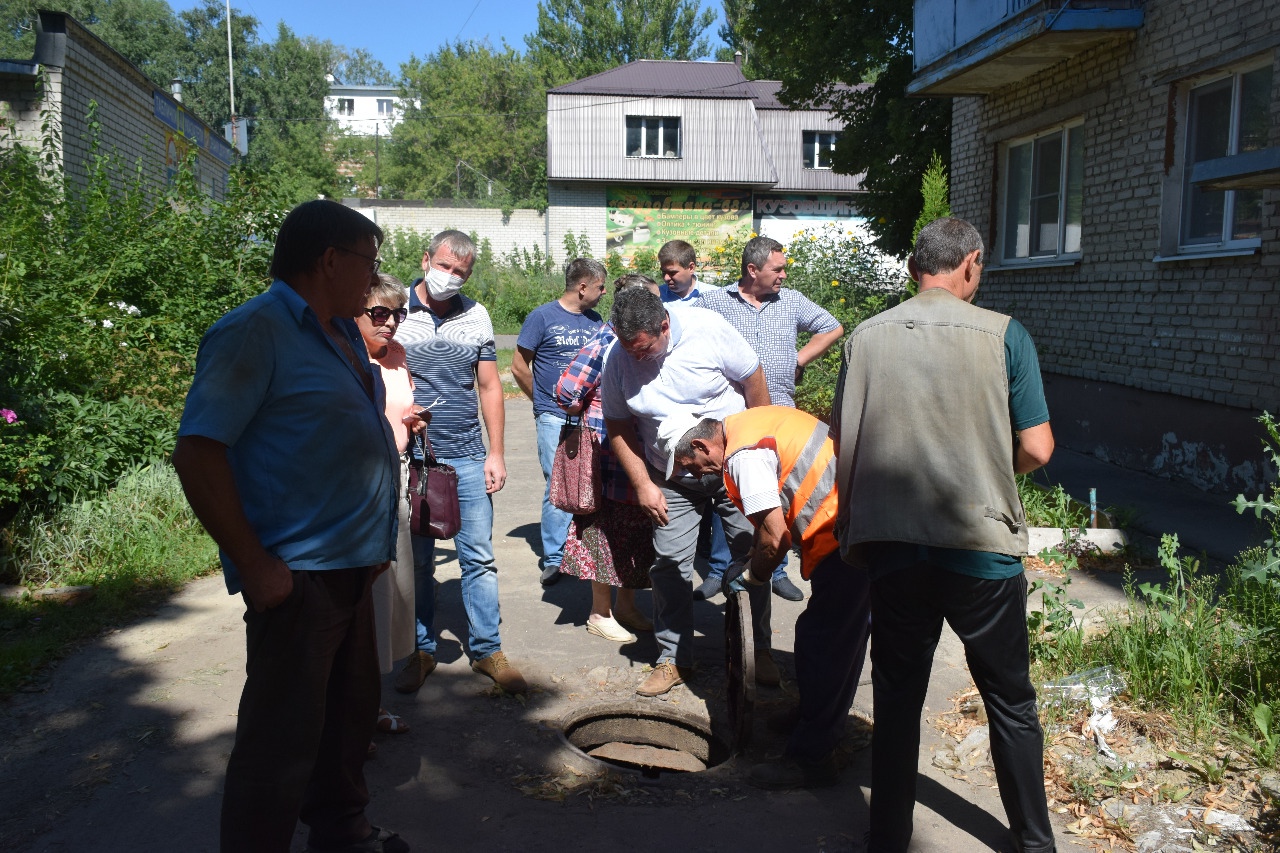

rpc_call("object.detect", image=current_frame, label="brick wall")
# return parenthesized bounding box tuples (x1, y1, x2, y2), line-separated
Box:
(547, 182, 608, 264)
(344, 200, 550, 260)
(949, 0, 1279, 491)
(0, 13, 230, 200)
(348, 184, 610, 267)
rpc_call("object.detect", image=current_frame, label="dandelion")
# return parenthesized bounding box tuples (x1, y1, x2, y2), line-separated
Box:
(839, 298, 846, 303)
(787, 258, 795, 265)
(809, 235, 817, 241)
(1, 409, 16, 424)
(749, 232, 757, 238)
(831, 280, 839, 287)
(714, 245, 724, 253)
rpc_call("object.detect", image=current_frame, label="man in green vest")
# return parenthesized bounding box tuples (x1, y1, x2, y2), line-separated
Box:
(833, 217, 1057, 853)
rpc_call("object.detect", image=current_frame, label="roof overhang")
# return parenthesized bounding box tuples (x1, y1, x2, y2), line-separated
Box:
(1191, 147, 1280, 191)
(0, 59, 39, 82)
(908, 5, 1144, 97)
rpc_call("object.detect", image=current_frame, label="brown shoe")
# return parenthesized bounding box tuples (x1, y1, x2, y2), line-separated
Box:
(755, 651, 781, 687)
(472, 651, 528, 694)
(636, 662, 694, 697)
(394, 651, 436, 694)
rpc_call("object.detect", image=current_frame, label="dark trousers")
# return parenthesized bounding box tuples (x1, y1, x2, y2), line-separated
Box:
(868, 563, 1055, 853)
(788, 550, 872, 762)
(221, 567, 380, 853)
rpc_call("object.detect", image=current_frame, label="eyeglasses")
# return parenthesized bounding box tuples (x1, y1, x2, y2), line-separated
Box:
(336, 246, 382, 274)
(364, 306, 407, 324)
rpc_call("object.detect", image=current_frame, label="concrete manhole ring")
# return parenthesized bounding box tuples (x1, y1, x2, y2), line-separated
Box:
(557, 700, 737, 780)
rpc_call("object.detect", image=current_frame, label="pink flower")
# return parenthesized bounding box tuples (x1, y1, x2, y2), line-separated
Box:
(1, 409, 16, 424)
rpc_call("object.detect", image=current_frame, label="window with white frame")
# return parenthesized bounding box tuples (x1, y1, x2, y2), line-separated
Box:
(1001, 122, 1083, 262)
(625, 116, 680, 158)
(335, 98, 355, 116)
(377, 98, 395, 116)
(1180, 63, 1272, 249)
(802, 131, 840, 169)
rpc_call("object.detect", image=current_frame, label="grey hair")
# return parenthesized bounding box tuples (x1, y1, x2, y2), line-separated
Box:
(673, 418, 723, 461)
(610, 286, 667, 341)
(912, 217, 984, 275)
(741, 235, 785, 276)
(614, 273, 658, 293)
(565, 257, 607, 290)
(428, 229, 475, 263)
(370, 273, 408, 308)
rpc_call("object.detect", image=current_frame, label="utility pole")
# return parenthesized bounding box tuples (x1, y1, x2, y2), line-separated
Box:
(225, 0, 237, 147)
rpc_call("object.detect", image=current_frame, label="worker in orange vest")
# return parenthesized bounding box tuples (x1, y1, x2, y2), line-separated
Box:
(659, 405, 871, 790)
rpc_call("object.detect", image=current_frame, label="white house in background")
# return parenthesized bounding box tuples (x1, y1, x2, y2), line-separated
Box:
(324, 79, 403, 135)
(545, 58, 870, 266)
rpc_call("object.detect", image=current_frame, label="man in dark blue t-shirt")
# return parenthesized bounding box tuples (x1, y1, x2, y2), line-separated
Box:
(513, 258, 606, 585)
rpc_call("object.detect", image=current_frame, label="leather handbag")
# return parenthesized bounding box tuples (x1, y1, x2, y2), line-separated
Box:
(549, 415, 602, 515)
(408, 433, 462, 539)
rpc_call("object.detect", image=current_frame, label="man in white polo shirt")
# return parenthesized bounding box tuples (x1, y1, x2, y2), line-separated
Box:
(601, 287, 776, 697)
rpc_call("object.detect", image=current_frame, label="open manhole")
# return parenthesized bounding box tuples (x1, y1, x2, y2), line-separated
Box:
(557, 590, 755, 778)
(559, 701, 733, 777)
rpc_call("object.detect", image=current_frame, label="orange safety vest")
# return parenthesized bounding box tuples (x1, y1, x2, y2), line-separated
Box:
(721, 406, 840, 578)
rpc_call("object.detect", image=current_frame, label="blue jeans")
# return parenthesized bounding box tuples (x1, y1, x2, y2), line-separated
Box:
(535, 412, 573, 570)
(704, 513, 791, 583)
(412, 456, 501, 660)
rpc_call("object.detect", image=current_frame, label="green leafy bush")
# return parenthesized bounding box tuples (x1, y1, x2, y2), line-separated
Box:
(0, 113, 288, 522)
(698, 225, 909, 421)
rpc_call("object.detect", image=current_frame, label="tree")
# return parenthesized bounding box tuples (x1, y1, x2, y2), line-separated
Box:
(713, 0, 779, 79)
(245, 23, 341, 202)
(334, 47, 394, 85)
(525, 0, 717, 82)
(748, 0, 951, 257)
(912, 151, 950, 243)
(172, 0, 261, 129)
(387, 41, 549, 207)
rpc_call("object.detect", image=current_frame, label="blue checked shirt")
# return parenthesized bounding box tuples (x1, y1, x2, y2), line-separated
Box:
(697, 284, 840, 407)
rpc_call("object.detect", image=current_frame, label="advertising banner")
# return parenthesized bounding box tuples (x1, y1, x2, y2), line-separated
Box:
(606, 186, 753, 263)
(755, 194, 868, 245)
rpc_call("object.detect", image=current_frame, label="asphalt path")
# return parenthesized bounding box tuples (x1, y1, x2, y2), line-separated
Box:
(0, 397, 1089, 852)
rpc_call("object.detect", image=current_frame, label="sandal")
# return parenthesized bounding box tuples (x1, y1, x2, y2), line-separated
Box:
(376, 709, 410, 734)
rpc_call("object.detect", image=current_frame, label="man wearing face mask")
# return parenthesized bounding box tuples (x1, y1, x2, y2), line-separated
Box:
(393, 230, 528, 696)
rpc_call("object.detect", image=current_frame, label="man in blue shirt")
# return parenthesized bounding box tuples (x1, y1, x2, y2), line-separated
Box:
(512, 258, 606, 586)
(173, 200, 410, 853)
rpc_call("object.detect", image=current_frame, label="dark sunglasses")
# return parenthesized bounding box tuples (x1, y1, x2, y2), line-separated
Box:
(364, 306, 407, 324)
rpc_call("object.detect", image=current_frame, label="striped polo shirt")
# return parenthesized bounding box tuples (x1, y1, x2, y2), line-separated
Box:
(398, 284, 496, 460)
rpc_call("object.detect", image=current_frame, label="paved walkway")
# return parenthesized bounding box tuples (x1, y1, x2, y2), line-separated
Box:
(0, 398, 1265, 852)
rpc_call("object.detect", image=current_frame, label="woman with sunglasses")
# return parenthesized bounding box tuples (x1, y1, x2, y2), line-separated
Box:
(357, 273, 424, 749)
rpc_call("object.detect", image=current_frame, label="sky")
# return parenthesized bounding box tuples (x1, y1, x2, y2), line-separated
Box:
(168, 0, 727, 75)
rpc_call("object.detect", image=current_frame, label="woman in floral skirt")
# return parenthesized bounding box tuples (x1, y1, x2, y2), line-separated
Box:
(553, 275, 659, 642)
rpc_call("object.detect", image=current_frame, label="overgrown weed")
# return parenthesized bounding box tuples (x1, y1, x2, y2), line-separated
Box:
(0, 463, 218, 695)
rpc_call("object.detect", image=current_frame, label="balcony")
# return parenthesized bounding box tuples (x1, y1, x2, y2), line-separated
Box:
(909, 0, 1144, 97)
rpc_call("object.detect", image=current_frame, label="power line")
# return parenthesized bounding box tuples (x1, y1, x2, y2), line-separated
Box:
(454, 0, 483, 41)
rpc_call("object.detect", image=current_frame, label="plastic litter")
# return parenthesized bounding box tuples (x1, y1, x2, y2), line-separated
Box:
(1041, 666, 1127, 764)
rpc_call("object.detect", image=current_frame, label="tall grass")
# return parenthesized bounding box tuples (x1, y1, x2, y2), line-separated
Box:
(1031, 533, 1280, 764)
(0, 463, 219, 695)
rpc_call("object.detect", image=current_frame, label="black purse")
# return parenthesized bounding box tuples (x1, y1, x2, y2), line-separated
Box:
(407, 433, 461, 539)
